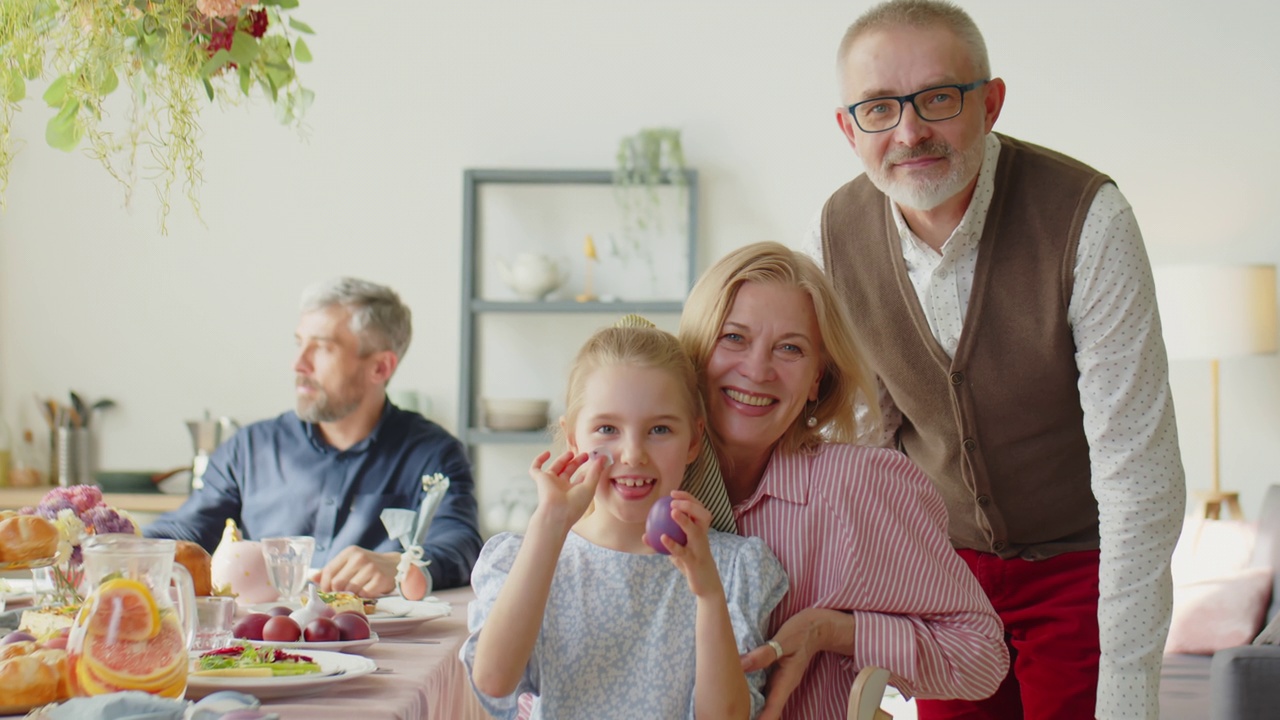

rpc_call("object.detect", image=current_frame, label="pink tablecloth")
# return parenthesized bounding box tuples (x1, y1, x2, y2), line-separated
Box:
(261, 587, 486, 720)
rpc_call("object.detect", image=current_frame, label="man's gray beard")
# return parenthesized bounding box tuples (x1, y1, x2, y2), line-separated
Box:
(865, 137, 984, 212)
(297, 386, 361, 423)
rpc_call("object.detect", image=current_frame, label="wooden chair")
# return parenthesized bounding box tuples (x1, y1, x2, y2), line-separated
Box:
(847, 666, 894, 720)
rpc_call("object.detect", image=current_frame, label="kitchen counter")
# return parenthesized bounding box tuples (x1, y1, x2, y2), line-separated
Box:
(0, 488, 186, 513)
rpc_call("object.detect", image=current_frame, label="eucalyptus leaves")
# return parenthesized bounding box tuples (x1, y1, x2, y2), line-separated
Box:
(0, 0, 313, 231)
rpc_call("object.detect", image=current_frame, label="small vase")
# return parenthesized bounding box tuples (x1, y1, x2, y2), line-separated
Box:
(34, 557, 85, 607)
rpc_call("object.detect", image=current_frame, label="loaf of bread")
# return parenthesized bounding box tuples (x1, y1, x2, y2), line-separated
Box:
(0, 655, 58, 706)
(175, 540, 214, 596)
(0, 515, 59, 563)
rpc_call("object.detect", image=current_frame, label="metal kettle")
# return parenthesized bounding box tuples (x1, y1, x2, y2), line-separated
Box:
(186, 413, 240, 491)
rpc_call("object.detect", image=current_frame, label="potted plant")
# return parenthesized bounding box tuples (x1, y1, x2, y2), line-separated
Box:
(0, 0, 314, 232)
(612, 127, 689, 266)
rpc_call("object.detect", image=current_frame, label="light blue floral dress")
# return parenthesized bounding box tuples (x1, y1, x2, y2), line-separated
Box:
(461, 530, 788, 719)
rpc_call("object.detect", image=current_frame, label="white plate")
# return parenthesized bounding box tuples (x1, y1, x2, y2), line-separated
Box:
(0, 578, 40, 609)
(243, 600, 302, 615)
(186, 649, 377, 700)
(247, 631, 379, 654)
(365, 597, 451, 635)
(0, 556, 56, 572)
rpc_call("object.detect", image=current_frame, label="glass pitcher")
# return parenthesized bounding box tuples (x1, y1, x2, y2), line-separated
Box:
(67, 534, 196, 698)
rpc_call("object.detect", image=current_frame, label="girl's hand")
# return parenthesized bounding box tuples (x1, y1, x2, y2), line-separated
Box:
(527, 450, 605, 532)
(662, 490, 722, 598)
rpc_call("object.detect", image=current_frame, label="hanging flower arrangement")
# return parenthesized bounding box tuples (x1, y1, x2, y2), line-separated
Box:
(0, 0, 314, 231)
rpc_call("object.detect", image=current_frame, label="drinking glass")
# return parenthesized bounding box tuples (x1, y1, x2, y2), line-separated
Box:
(192, 595, 237, 652)
(260, 536, 316, 603)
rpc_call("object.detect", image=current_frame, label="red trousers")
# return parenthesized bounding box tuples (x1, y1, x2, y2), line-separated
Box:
(916, 548, 1101, 720)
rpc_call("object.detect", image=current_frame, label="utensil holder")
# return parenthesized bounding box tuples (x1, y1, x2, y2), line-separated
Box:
(53, 427, 95, 488)
(75, 427, 93, 486)
(54, 427, 74, 487)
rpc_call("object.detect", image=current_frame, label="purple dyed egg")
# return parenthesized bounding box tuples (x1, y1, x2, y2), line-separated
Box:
(644, 495, 687, 555)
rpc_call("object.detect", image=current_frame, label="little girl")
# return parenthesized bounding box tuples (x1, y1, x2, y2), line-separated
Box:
(462, 321, 787, 719)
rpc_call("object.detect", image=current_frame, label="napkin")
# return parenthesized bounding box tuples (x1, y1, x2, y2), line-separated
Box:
(380, 473, 450, 599)
(381, 473, 451, 549)
(35, 689, 276, 720)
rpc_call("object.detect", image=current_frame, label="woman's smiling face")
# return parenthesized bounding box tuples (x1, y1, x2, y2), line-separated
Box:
(705, 281, 824, 457)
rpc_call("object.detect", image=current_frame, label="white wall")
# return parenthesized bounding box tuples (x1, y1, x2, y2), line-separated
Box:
(2, 1, 1278, 516)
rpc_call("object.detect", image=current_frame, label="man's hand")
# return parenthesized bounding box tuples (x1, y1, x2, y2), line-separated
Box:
(318, 546, 399, 598)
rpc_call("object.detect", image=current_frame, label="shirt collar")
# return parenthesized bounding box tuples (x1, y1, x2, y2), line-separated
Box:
(299, 396, 393, 453)
(893, 132, 1002, 261)
(734, 450, 811, 514)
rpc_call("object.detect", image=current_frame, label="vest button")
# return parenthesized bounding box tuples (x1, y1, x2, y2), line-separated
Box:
(949, 371, 964, 385)
(963, 438, 977, 452)
(992, 540, 1006, 552)
(977, 494, 990, 506)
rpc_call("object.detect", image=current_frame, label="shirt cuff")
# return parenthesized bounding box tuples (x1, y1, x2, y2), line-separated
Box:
(1095, 664, 1159, 720)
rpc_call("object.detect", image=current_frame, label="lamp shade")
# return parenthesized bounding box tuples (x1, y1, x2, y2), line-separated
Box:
(1154, 264, 1278, 361)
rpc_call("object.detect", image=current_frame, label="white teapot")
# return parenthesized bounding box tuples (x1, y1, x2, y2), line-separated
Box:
(497, 253, 567, 301)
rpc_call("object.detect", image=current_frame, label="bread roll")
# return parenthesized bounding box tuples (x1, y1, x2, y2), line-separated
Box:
(0, 655, 58, 706)
(0, 640, 38, 661)
(174, 540, 214, 596)
(29, 648, 71, 701)
(0, 515, 59, 563)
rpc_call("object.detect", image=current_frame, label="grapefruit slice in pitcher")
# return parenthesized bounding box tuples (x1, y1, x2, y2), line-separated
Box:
(84, 578, 161, 642)
(77, 613, 187, 696)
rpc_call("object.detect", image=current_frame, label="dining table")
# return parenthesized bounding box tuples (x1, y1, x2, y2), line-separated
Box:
(0, 587, 489, 720)
(256, 586, 487, 719)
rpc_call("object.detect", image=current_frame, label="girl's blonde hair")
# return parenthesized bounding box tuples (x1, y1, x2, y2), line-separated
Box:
(677, 242, 880, 455)
(560, 320, 705, 444)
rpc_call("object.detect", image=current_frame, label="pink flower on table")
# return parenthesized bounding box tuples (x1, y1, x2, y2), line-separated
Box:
(197, 0, 252, 19)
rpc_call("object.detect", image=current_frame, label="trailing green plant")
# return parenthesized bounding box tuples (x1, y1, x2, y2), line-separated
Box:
(0, 0, 313, 232)
(612, 127, 688, 263)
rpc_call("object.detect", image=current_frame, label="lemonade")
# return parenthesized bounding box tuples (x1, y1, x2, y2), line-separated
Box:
(68, 578, 189, 698)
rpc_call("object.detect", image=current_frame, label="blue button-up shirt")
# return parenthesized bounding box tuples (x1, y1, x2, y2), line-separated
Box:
(145, 400, 481, 590)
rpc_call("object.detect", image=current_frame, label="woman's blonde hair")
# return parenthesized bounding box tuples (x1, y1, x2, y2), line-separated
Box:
(678, 242, 879, 455)
(560, 320, 705, 444)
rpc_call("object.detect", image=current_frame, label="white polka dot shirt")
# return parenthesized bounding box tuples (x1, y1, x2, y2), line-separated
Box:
(801, 132, 1186, 720)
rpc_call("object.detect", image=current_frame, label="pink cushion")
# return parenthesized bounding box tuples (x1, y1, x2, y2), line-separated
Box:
(1166, 566, 1273, 655)
(1171, 518, 1257, 583)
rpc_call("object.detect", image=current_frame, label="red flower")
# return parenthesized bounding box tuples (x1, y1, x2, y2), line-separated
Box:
(244, 9, 269, 38)
(207, 25, 235, 56)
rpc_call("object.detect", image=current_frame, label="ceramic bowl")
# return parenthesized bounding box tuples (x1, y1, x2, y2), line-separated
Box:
(482, 398, 550, 431)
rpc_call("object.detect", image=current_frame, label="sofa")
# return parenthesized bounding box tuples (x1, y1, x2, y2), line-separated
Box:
(1159, 484, 1280, 719)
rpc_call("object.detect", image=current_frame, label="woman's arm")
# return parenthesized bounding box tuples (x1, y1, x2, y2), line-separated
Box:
(470, 451, 602, 697)
(741, 607, 855, 720)
(668, 492, 751, 720)
(741, 446, 1007, 710)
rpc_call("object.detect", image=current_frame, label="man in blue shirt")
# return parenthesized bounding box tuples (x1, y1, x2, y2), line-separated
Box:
(146, 277, 481, 595)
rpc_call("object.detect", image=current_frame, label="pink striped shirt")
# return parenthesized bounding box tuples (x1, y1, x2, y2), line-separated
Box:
(735, 443, 1008, 718)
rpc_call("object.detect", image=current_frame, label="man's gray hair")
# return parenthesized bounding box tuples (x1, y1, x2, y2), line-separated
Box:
(838, 0, 991, 79)
(300, 277, 412, 360)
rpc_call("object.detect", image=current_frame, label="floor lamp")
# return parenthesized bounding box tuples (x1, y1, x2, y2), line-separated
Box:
(1155, 264, 1278, 520)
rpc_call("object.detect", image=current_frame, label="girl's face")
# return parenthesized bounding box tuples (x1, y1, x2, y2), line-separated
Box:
(566, 364, 702, 529)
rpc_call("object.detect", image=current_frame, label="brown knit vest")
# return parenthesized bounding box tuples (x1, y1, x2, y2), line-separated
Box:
(822, 133, 1111, 559)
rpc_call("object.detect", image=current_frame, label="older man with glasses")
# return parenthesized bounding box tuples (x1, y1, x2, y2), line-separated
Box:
(799, 1, 1185, 719)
